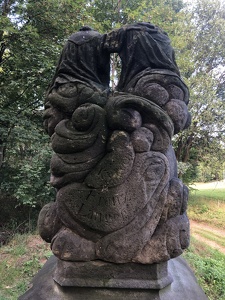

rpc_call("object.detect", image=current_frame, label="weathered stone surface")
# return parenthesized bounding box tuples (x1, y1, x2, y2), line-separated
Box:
(38, 202, 62, 243)
(54, 259, 172, 289)
(39, 22, 191, 271)
(18, 256, 208, 300)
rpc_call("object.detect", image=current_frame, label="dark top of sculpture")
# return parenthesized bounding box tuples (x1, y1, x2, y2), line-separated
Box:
(49, 22, 180, 92)
(49, 26, 110, 92)
(105, 22, 180, 90)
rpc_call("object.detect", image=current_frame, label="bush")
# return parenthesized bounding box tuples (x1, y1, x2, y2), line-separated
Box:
(184, 239, 225, 300)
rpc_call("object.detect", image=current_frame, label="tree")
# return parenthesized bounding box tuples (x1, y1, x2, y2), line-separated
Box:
(172, 0, 225, 182)
(0, 0, 89, 213)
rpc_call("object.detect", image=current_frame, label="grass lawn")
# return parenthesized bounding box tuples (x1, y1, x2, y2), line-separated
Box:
(192, 188, 225, 200)
(188, 181, 225, 229)
(0, 234, 51, 300)
(184, 180, 225, 300)
(183, 237, 225, 300)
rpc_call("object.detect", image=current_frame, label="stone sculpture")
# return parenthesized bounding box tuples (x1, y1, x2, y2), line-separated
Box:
(39, 22, 191, 273)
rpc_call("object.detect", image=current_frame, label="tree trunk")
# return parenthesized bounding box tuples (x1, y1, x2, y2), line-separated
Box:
(183, 136, 194, 163)
(0, 145, 3, 168)
(1, 0, 13, 63)
(175, 135, 194, 163)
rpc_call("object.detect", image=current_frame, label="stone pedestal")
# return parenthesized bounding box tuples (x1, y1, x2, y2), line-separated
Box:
(54, 259, 172, 289)
(18, 256, 208, 300)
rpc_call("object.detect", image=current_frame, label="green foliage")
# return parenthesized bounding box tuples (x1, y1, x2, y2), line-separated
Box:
(196, 147, 225, 182)
(0, 113, 55, 208)
(177, 161, 198, 185)
(22, 256, 41, 277)
(173, 0, 225, 174)
(13, 147, 55, 207)
(84, 0, 185, 32)
(184, 238, 225, 300)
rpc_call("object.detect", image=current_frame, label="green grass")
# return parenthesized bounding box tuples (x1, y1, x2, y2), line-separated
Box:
(0, 233, 50, 300)
(193, 229, 225, 248)
(183, 237, 225, 300)
(186, 184, 225, 299)
(188, 191, 225, 229)
(0, 260, 28, 300)
(191, 188, 225, 201)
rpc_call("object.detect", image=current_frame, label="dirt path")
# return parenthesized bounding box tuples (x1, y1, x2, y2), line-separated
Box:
(190, 220, 225, 255)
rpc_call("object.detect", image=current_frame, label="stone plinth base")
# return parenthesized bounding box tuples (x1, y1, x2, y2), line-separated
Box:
(54, 259, 172, 289)
(18, 256, 208, 300)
